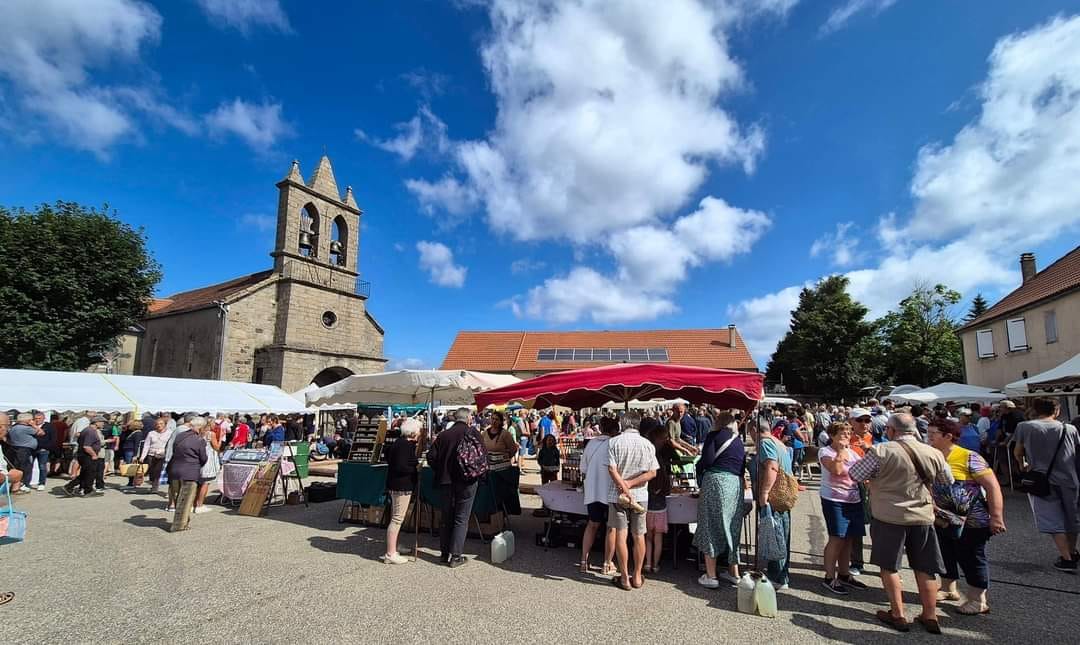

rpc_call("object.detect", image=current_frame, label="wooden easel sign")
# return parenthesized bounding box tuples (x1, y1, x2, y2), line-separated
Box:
(238, 462, 280, 516)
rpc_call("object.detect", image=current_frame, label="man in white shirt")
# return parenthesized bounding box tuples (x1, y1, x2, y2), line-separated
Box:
(579, 416, 619, 574)
(607, 411, 659, 590)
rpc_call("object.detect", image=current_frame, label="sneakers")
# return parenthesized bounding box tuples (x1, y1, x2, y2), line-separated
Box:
(1053, 557, 1078, 573)
(165, 505, 176, 512)
(62, 486, 77, 497)
(848, 566, 862, 576)
(382, 553, 409, 565)
(35, 485, 45, 491)
(839, 575, 869, 590)
(697, 574, 720, 589)
(717, 572, 740, 587)
(822, 577, 849, 595)
(193, 506, 210, 514)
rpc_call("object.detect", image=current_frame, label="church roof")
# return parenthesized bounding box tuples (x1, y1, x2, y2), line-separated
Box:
(146, 270, 274, 318)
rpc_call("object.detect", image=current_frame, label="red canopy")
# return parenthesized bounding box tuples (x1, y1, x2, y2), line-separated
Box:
(473, 363, 763, 412)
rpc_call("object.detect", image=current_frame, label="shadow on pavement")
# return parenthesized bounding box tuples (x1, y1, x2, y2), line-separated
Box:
(129, 498, 166, 511)
(122, 514, 171, 532)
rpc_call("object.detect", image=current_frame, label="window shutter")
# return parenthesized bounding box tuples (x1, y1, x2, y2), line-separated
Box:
(1006, 318, 1028, 351)
(976, 329, 995, 358)
(1045, 311, 1058, 343)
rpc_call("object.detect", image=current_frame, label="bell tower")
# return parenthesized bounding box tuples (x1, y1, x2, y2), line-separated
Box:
(272, 155, 362, 277)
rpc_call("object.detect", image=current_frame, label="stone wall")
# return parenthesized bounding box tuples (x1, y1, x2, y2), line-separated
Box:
(277, 280, 382, 357)
(221, 280, 279, 382)
(137, 307, 223, 379)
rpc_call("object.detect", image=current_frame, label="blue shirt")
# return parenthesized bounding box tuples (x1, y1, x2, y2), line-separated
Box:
(539, 416, 555, 437)
(785, 422, 805, 449)
(679, 414, 698, 445)
(958, 424, 981, 452)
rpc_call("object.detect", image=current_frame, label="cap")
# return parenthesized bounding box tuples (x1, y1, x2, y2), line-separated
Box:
(848, 408, 871, 420)
(1000, 400, 1016, 409)
(92, 416, 107, 423)
(957, 407, 972, 416)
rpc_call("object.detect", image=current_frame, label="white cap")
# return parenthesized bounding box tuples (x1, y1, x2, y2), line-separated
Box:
(848, 408, 871, 420)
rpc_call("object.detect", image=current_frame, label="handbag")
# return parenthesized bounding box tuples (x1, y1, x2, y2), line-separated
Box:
(757, 506, 786, 562)
(119, 462, 149, 477)
(764, 438, 799, 513)
(0, 482, 28, 543)
(1016, 424, 1067, 498)
(200, 447, 222, 480)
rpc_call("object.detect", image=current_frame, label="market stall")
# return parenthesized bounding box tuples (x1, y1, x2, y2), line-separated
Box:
(1004, 353, 1080, 419)
(885, 381, 1006, 405)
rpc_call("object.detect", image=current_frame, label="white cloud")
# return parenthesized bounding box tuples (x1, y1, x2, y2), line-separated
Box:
(405, 175, 479, 216)
(513, 267, 677, 325)
(727, 284, 805, 364)
(195, 0, 291, 34)
(239, 213, 276, 232)
(416, 241, 467, 288)
(510, 258, 546, 274)
(358, 105, 448, 161)
(389, 357, 427, 370)
(205, 98, 291, 151)
(820, 0, 898, 35)
(809, 221, 856, 267)
(401, 69, 449, 98)
(408, 0, 788, 244)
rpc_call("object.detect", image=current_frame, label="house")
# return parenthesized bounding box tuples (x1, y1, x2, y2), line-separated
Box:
(440, 326, 757, 379)
(959, 247, 1080, 390)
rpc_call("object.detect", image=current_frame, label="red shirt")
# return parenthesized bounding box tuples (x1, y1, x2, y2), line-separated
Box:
(230, 423, 250, 448)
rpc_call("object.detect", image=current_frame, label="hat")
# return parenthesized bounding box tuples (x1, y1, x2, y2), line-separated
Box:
(957, 407, 972, 417)
(1000, 400, 1016, 409)
(848, 408, 871, 420)
(92, 415, 107, 423)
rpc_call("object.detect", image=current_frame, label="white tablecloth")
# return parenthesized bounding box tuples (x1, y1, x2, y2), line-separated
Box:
(537, 481, 700, 523)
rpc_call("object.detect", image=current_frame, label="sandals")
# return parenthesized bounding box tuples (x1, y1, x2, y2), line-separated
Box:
(875, 610, 910, 633)
(915, 616, 942, 635)
(0, 592, 13, 606)
(936, 590, 961, 602)
(611, 576, 632, 591)
(956, 600, 990, 615)
(601, 562, 618, 576)
(578, 561, 589, 574)
(631, 576, 644, 589)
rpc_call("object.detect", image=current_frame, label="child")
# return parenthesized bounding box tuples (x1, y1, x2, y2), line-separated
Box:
(645, 424, 676, 573)
(537, 434, 560, 484)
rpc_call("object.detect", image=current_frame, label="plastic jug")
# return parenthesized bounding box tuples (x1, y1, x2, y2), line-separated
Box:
(754, 575, 778, 618)
(736, 572, 757, 614)
(491, 531, 514, 564)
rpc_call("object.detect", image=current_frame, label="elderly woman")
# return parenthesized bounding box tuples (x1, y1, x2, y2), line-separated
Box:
(482, 411, 518, 471)
(752, 417, 794, 589)
(140, 417, 172, 493)
(694, 411, 747, 588)
(382, 418, 421, 564)
(167, 417, 208, 531)
(120, 420, 144, 488)
(0, 413, 25, 493)
(193, 418, 222, 514)
(819, 421, 867, 595)
(929, 418, 1005, 614)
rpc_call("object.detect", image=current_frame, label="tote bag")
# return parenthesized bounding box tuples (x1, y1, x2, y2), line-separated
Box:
(0, 482, 28, 543)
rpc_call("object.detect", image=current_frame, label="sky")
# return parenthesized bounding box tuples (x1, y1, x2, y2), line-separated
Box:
(2, 0, 1080, 374)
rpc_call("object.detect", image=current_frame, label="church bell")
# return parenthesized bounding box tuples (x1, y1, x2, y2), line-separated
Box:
(298, 232, 313, 251)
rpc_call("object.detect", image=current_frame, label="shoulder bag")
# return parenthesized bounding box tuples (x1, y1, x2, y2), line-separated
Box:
(1016, 423, 1067, 498)
(763, 437, 799, 513)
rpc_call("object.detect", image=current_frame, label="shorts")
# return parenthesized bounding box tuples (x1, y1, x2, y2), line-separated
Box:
(646, 509, 669, 533)
(821, 498, 865, 538)
(586, 501, 608, 523)
(1029, 485, 1080, 534)
(608, 503, 646, 536)
(540, 469, 558, 484)
(869, 519, 945, 576)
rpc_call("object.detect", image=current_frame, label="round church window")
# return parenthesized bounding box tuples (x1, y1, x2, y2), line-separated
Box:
(322, 311, 337, 328)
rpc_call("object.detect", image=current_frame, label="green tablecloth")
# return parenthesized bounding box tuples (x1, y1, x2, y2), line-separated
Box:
(336, 462, 388, 506)
(419, 467, 521, 519)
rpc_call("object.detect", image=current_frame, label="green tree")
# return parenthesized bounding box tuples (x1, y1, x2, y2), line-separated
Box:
(766, 275, 875, 400)
(880, 283, 964, 387)
(964, 293, 989, 323)
(0, 201, 161, 370)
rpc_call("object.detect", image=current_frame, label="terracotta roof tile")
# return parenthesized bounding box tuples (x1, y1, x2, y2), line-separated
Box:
(440, 329, 757, 372)
(147, 270, 273, 318)
(962, 245, 1080, 330)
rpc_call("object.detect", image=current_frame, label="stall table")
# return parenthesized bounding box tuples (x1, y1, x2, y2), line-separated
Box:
(336, 462, 388, 524)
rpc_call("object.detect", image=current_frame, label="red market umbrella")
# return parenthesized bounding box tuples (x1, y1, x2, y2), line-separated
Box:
(473, 363, 763, 412)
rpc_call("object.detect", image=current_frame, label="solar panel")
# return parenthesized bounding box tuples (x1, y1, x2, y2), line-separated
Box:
(573, 348, 592, 360)
(648, 348, 669, 361)
(555, 348, 574, 360)
(610, 348, 629, 361)
(628, 348, 649, 361)
(591, 348, 610, 361)
(537, 349, 556, 361)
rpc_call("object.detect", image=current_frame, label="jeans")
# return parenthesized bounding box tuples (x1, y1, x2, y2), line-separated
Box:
(34, 449, 50, 487)
(439, 481, 478, 558)
(518, 436, 532, 457)
(851, 534, 865, 569)
(937, 525, 991, 589)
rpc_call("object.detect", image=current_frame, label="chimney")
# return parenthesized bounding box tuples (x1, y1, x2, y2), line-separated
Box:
(1020, 253, 1037, 284)
(728, 324, 737, 349)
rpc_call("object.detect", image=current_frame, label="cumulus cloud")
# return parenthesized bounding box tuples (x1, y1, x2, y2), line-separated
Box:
(820, 0, 898, 35)
(205, 98, 291, 151)
(196, 0, 291, 34)
(239, 213, 276, 232)
(809, 221, 856, 267)
(512, 267, 677, 325)
(389, 357, 427, 370)
(733, 15, 1080, 365)
(416, 241, 467, 288)
(401, 69, 449, 98)
(510, 259, 546, 274)
(358, 105, 448, 161)
(405, 175, 479, 216)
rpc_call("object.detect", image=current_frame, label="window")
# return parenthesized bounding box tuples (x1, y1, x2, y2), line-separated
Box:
(537, 349, 556, 361)
(1045, 310, 1058, 344)
(322, 311, 338, 328)
(1006, 318, 1028, 352)
(186, 338, 195, 373)
(976, 329, 995, 358)
(149, 338, 158, 373)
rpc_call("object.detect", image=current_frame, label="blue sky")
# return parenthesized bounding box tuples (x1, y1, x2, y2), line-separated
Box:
(2, 0, 1079, 373)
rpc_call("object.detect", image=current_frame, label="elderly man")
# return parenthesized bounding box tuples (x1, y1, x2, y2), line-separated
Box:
(0, 413, 25, 492)
(850, 413, 953, 634)
(63, 415, 105, 497)
(4, 413, 38, 493)
(607, 411, 659, 591)
(427, 408, 486, 568)
(30, 411, 56, 490)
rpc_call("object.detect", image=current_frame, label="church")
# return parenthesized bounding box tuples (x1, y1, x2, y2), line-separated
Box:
(135, 156, 386, 392)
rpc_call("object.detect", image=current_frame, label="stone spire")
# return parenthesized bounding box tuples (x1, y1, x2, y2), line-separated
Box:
(284, 159, 303, 183)
(307, 155, 340, 199)
(344, 185, 358, 209)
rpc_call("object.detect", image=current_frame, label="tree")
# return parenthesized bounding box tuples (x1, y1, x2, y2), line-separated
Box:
(879, 283, 964, 387)
(0, 201, 161, 370)
(964, 293, 989, 323)
(765, 275, 875, 400)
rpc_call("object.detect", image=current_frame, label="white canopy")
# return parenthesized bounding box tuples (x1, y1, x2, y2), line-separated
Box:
(1004, 354, 1080, 397)
(305, 369, 520, 407)
(885, 385, 922, 399)
(290, 384, 356, 412)
(762, 396, 798, 406)
(601, 398, 689, 410)
(887, 382, 1006, 405)
(0, 368, 309, 414)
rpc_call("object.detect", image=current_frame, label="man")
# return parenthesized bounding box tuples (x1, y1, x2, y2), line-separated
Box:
(427, 408, 484, 568)
(666, 404, 697, 455)
(1013, 397, 1080, 573)
(30, 411, 56, 490)
(848, 408, 874, 575)
(816, 404, 833, 436)
(64, 415, 105, 497)
(0, 413, 25, 492)
(911, 405, 929, 442)
(607, 411, 659, 591)
(850, 413, 953, 634)
(539, 410, 556, 440)
(4, 413, 38, 493)
(693, 407, 712, 448)
(869, 401, 889, 444)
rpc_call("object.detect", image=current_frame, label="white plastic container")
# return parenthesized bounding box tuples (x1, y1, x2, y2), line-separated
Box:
(754, 575, 778, 618)
(737, 572, 757, 614)
(491, 530, 515, 563)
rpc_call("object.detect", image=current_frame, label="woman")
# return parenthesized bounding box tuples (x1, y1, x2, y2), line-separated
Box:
(537, 434, 560, 484)
(580, 416, 618, 575)
(927, 418, 1006, 613)
(140, 417, 172, 494)
(818, 421, 867, 595)
(752, 418, 793, 589)
(694, 412, 746, 588)
(167, 417, 208, 532)
(193, 418, 222, 514)
(482, 411, 518, 471)
(264, 416, 285, 447)
(382, 418, 420, 564)
(103, 415, 121, 475)
(645, 423, 677, 574)
(120, 420, 144, 488)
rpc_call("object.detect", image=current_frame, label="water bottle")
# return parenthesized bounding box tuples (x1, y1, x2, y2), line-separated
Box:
(754, 575, 778, 618)
(736, 572, 757, 614)
(491, 531, 512, 563)
(504, 530, 516, 558)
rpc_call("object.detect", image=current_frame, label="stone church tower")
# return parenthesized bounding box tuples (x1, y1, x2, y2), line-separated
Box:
(137, 156, 385, 392)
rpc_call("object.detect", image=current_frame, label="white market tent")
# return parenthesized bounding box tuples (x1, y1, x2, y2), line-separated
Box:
(305, 369, 520, 407)
(885, 385, 922, 399)
(1004, 354, 1080, 397)
(0, 368, 309, 415)
(887, 381, 1006, 405)
(290, 384, 356, 412)
(601, 398, 689, 410)
(762, 396, 798, 406)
